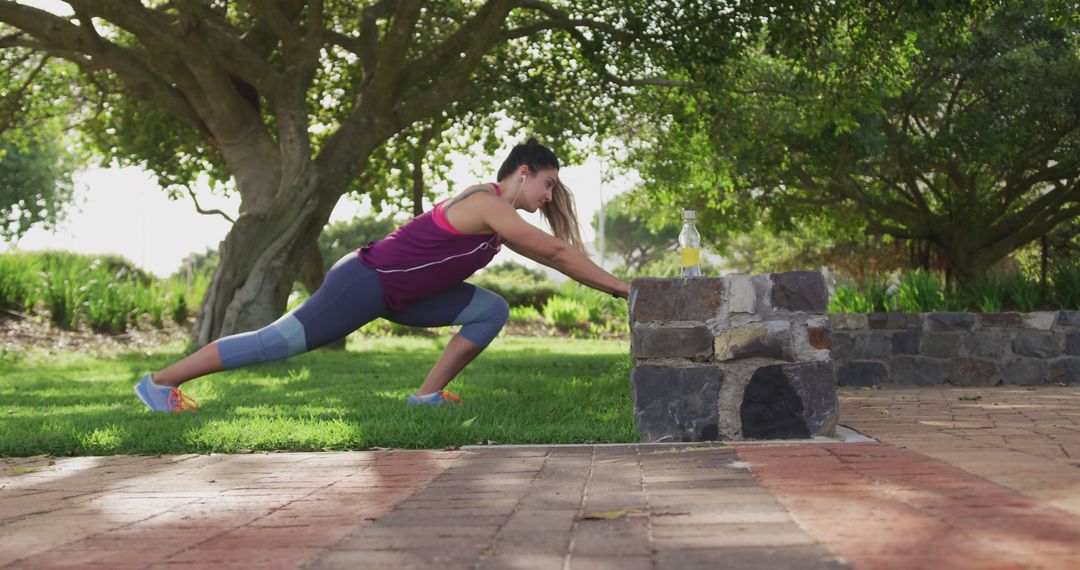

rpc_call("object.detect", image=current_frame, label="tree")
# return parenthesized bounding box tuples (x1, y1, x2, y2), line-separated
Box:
(0, 51, 77, 242)
(632, 1, 1080, 287)
(0, 1, 746, 345)
(591, 189, 678, 273)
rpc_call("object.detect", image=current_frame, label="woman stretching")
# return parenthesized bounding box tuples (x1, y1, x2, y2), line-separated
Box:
(135, 139, 630, 412)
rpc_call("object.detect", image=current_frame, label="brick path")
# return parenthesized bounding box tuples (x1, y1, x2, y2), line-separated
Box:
(2, 386, 1079, 569)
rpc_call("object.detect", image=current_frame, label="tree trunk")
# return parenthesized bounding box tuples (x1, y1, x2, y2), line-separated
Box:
(193, 164, 338, 346)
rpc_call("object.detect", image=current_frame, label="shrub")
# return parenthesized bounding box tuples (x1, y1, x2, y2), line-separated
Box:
(963, 275, 1007, 313)
(542, 296, 590, 329)
(887, 269, 944, 312)
(829, 285, 873, 313)
(1052, 264, 1080, 310)
(1003, 274, 1045, 312)
(509, 305, 542, 323)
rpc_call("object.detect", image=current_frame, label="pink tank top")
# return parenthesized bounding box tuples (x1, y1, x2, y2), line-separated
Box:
(357, 184, 503, 310)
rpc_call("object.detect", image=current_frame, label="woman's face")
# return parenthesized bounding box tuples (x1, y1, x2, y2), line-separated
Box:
(517, 167, 559, 213)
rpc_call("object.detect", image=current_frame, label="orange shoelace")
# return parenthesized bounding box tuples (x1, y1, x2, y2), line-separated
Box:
(167, 389, 200, 412)
(439, 391, 463, 404)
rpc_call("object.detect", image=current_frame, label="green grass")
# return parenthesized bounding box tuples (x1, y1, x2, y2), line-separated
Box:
(0, 336, 635, 457)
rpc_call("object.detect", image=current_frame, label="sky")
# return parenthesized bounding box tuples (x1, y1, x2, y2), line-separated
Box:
(4, 1, 640, 278)
(3, 153, 635, 278)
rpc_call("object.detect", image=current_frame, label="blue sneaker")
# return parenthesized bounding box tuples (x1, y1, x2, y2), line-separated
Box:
(134, 374, 200, 412)
(406, 390, 463, 407)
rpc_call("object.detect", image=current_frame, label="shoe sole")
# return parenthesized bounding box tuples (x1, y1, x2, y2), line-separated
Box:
(133, 383, 161, 412)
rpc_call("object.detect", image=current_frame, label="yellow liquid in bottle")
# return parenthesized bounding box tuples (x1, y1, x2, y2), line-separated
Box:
(681, 248, 700, 267)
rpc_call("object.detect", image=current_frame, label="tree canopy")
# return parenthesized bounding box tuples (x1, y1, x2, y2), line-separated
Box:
(630, 0, 1080, 285)
(0, 1, 752, 343)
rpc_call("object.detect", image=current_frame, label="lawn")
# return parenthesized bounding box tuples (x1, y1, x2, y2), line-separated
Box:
(0, 335, 636, 457)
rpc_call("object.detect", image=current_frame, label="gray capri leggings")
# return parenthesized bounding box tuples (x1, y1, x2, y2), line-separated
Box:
(215, 254, 509, 369)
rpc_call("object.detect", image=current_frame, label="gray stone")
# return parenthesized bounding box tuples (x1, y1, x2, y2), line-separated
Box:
(891, 329, 920, 355)
(769, 271, 828, 313)
(923, 332, 962, 358)
(892, 356, 945, 386)
(852, 332, 892, 360)
(1059, 311, 1080, 328)
(1012, 331, 1060, 358)
(1067, 331, 1080, 356)
(830, 313, 866, 331)
(964, 330, 1010, 359)
(1023, 311, 1058, 330)
(893, 313, 923, 329)
(978, 312, 1023, 327)
(1049, 358, 1080, 385)
(631, 364, 723, 442)
(831, 332, 852, 360)
(947, 358, 1001, 387)
(630, 278, 725, 323)
(740, 361, 837, 439)
(837, 361, 889, 387)
(926, 312, 976, 331)
(1002, 359, 1047, 386)
(728, 274, 756, 313)
(632, 325, 713, 360)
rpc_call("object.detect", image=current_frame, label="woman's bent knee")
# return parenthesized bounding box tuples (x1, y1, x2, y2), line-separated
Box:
(458, 292, 508, 348)
(216, 314, 309, 369)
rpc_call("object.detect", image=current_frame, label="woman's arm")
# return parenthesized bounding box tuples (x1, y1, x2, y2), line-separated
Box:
(475, 195, 630, 298)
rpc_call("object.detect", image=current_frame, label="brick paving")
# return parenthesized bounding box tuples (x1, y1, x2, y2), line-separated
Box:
(1, 386, 1079, 569)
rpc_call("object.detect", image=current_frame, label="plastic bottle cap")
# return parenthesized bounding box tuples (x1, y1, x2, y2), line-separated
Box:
(682, 210, 696, 219)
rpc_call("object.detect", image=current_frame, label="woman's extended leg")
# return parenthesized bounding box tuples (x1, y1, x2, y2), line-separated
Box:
(136, 255, 388, 410)
(386, 284, 509, 398)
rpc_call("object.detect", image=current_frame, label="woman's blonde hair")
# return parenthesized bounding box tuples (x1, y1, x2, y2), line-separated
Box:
(541, 179, 588, 256)
(497, 138, 588, 256)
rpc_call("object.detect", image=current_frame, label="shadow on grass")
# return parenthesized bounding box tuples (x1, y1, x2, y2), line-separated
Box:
(1, 338, 636, 456)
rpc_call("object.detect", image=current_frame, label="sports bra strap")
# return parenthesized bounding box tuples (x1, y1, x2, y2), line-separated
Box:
(443, 184, 500, 213)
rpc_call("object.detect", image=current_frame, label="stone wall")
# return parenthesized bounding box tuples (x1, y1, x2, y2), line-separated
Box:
(831, 311, 1080, 386)
(629, 271, 838, 443)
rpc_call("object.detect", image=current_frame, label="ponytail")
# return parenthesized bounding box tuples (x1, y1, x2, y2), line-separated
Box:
(499, 137, 587, 256)
(541, 180, 588, 256)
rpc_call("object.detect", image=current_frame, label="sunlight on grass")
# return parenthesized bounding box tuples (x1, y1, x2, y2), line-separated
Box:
(0, 335, 634, 456)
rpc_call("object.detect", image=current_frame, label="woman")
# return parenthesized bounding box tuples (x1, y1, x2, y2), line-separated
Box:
(135, 138, 630, 412)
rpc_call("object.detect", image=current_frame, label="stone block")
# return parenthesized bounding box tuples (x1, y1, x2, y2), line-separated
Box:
(632, 325, 713, 360)
(1022, 312, 1058, 330)
(1003, 359, 1047, 386)
(831, 332, 852, 360)
(923, 332, 962, 358)
(1049, 358, 1080, 385)
(892, 356, 945, 386)
(964, 330, 1010, 359)
(978, 313, 1023, 327)
(769, 271, 828, 313)
(894, 313, 923, 329)
(631, 364, 723, 442)
(630, 278, 725, 323)
(926, 312, 976, 331)
(947, 358, 1001, 387)
(714, 322, 793, 362)
(1058, 311, 1080, 328)
(890, 329, 920, 355)
(1012, 331, 1060, 358)
(830, 313, 866, 330)
(740, 361, 837, 439)
(868, 313, 888, 330)
(837, 361, 889, 387)
(852, 332, 892, 360)
(728, 274, 756, 313)
(1067, 331, 1080, 356)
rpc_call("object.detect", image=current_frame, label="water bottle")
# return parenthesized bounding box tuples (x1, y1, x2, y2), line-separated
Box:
(679, 210, 701, 277)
